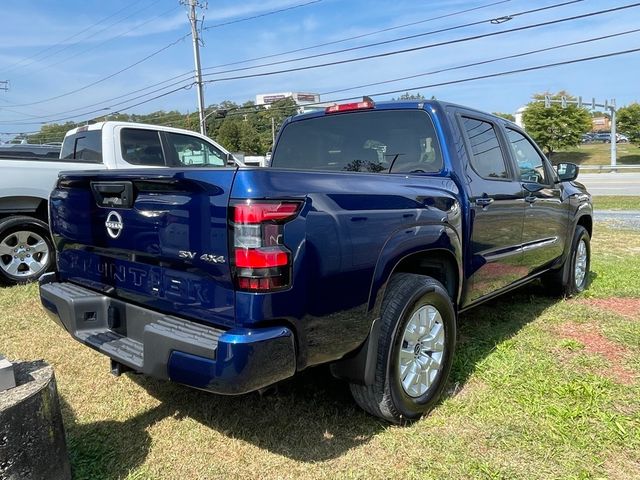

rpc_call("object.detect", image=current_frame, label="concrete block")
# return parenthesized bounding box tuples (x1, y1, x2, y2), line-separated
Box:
(0, 355, 16, 391)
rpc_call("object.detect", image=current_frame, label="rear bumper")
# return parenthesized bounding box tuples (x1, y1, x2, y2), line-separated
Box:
(39, 274, 296, 395)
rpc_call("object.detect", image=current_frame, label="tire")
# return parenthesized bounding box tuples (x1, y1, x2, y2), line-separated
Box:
(349, 273, 456, 424)
(542, 225, 590, 297)
(0, 216, 54, 286)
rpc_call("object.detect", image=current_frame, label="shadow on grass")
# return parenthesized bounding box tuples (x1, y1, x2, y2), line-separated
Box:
(451, 282, 557, 386)
(618, 153, 640, 165)
(59, 396, 158, 480)
(59, 279, 586, 478)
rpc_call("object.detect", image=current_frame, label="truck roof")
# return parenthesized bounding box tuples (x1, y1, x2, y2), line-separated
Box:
(290, 99, 517, 127)
(64, 121, 212, 140)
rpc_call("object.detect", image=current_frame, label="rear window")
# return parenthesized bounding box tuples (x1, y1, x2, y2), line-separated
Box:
(60, 131, 102, 163)
(272, 110, 443, 173)
(121, 129, 165, 166)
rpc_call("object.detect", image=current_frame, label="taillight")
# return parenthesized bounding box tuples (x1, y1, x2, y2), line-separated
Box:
(231, 200, 302, 292)
(325, 99, 375, 114)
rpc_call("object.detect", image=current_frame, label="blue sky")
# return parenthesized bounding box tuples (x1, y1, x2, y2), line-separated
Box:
(0, 0, 639, 138)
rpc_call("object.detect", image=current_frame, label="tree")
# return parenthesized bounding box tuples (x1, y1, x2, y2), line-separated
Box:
(522, 91, 591, 157)
(26, 122, 77, 144)
(393, 92, 425, 101)
(617, 103, 640, 146)
(216, 118, 242, 152)
(492, 112, 515, 122)
(238, 122, 262, 154)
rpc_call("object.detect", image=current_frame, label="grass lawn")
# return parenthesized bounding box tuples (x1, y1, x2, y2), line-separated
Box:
(551, 142, 640, 167)
(1, 223, 639, 479)
(593, 196, 640, 211)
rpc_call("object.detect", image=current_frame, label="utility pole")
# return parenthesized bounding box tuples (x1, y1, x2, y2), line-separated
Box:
(609, 99, 617, 170)
(0, 81, 8, 92)
(271, 117, 276, 144)
(187, 0, 206, 135)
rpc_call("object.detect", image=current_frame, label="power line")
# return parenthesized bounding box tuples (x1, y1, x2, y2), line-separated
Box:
(1, 0, 165, 76)
(0, 80, 195, 126)
(200, 2, 640, 84)
(0, 0, 510, 120)
(23, 4, 181, 81)
(218, 47, 640, 121)
(203, 0, 324, 29)
(201, 0, 513, 71)
(0, 1, 154, 74)
(3, 4, 638, 129)
(4, 22, 638, 128)
(201, 0, 585, 76)
(5, 42, 640, 135)
(320, 27, 640, 96)
(58, 41, 640, 129)
(0, 0, 330, 115)
(4, 33, 191, 109)
(0, 73, 195, 122)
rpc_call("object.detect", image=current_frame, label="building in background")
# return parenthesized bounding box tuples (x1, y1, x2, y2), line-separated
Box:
(256, 92, 321, 108)
(514, 106, 526, 128)
(591, 115, 611, 132)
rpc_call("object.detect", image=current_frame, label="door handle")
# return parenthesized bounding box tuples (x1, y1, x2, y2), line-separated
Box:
(525, 195, 538, 204)
(475, 197, 494, 207)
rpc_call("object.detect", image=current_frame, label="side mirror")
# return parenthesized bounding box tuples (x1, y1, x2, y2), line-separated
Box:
(556, 162, 579, 182)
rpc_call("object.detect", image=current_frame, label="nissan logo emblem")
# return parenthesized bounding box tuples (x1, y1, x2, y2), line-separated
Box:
(105, 211, 124, 239)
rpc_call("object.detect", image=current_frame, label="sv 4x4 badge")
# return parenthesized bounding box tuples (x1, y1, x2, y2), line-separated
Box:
(178, 250, 226, 264)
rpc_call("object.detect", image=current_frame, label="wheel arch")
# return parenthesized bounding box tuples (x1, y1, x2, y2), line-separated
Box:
(331, 224, 462, 385)
(0, 196, 49, 223)
(576, 214, 592, 238)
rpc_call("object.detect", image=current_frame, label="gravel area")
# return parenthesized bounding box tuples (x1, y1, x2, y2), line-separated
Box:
(595, 210, 640, 230)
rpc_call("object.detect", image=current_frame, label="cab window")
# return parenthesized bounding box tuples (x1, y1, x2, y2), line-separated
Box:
(165, 132, 226, 167)
(506, 129, 549, 184)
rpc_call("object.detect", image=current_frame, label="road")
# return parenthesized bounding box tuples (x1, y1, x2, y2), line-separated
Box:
(577, 173, 640, 196)
(595, 210, 640, 230)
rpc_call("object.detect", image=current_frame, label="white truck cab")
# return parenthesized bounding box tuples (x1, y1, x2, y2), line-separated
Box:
(0, 121, 238, 285)
(61, 121, 236, 168)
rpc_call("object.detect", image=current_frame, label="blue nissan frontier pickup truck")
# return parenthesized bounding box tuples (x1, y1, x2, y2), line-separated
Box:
(39, 99, 592, 423)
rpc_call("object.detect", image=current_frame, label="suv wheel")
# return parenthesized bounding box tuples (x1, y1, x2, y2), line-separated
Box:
(349, 273, 456, 424)
(542, 225, 591, 297)
(0, 216, 54, 286)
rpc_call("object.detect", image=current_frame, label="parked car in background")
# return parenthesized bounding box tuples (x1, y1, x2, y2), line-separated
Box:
(40, 99, 593, 423)
(616, 133, 629, 143)
(592, 132, 612, 143)
(0, 121, 238, 285)
(580, 133, 595, 143)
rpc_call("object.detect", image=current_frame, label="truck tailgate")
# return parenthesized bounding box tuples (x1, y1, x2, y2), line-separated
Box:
(49, 169, 237, 327)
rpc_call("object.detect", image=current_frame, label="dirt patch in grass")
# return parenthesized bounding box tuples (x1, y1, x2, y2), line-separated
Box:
(580, 298, 640, 319)
(603, 450, 640, 480)
(557, 323, 636, 385)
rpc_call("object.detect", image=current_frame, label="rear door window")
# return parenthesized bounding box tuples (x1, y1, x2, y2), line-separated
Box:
(460, 117, 509, 180)
(164, 132, 226, 167)
(120, 129, 165, 166)
(272, 110, 443, 174)
(60, 131, 102, 163)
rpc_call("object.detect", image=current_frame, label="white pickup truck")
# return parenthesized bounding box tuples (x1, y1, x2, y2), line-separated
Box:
(0, 121, 237, 285)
